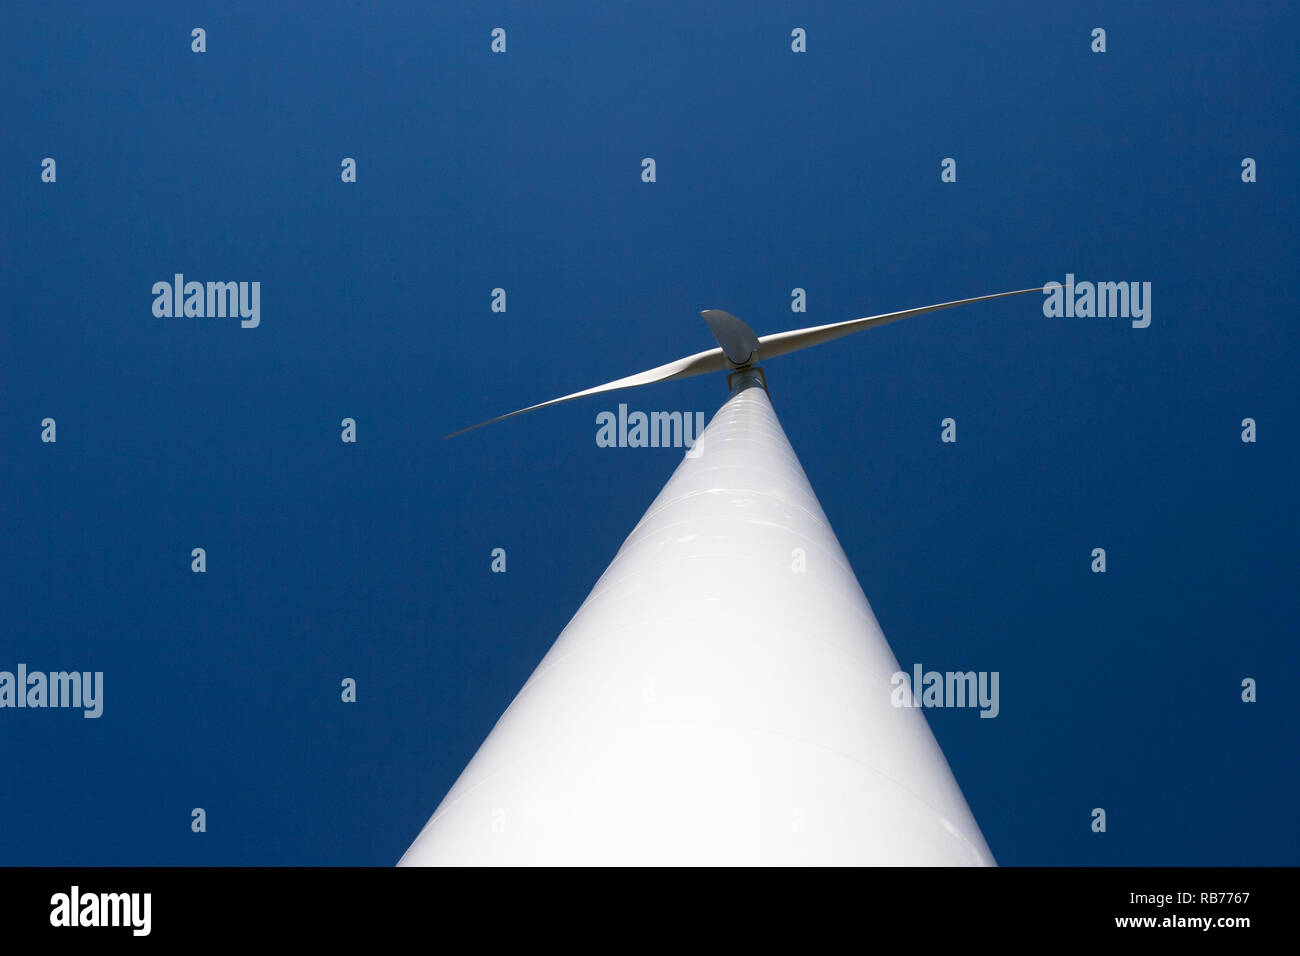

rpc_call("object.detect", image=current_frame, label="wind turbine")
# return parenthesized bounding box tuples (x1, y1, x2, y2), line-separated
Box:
(401, 287, 1041, 866)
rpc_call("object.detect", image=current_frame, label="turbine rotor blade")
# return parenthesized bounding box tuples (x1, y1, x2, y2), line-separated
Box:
(445, 347, 728, 438)
(756, 287, 1045, 363)
(447, 286, 1044, 437)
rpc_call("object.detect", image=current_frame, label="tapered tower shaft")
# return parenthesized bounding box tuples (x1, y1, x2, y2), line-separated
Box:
(402, 381, 993, 865)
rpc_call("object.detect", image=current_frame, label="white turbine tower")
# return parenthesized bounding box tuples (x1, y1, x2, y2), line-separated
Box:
(402, 287, 1041, 866)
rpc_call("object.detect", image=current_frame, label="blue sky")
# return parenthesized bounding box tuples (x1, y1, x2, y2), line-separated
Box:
(2, 1, 1296, 865)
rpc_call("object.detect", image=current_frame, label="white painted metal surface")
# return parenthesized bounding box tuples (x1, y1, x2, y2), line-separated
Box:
(402, 383, 994, 865)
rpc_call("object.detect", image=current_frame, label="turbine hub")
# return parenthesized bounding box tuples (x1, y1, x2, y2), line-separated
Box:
(701, 309, 760, 368)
